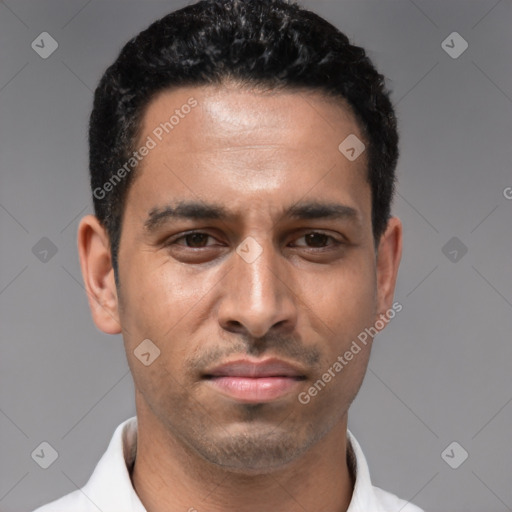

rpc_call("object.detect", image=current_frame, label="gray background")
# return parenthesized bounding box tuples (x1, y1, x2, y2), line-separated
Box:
(1, 1, 511, 511)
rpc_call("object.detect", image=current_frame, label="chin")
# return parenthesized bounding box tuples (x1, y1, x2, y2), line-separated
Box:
(190, 425, 317, 473)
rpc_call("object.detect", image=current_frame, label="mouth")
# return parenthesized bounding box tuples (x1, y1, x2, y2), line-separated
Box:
(202, 358, 307, 403)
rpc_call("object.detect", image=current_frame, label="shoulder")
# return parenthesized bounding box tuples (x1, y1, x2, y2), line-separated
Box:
(31, 416, 139, 512)
(346, 429, 425, 512)
(372, 485, 425, 512)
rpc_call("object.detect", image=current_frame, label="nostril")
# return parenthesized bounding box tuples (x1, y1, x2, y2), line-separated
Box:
(222, 320, 245, 334)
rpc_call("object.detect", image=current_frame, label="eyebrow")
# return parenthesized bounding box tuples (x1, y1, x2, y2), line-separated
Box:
(144, 199, 360, 233)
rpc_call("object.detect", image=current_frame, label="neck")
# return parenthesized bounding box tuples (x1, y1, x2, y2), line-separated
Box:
(131, 404, 354, 512)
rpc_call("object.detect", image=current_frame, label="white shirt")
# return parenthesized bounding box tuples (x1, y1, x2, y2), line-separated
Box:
(32, 416, 424, 512)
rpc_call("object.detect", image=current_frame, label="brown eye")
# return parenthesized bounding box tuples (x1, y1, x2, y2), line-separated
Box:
(185, 233, 208, 247)
(293, 232, 338, 249)
(304, 232, 330, 247)
(181, 233, 211, 247)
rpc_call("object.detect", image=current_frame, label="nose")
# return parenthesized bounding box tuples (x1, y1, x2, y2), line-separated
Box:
(217, 239, 298, 339)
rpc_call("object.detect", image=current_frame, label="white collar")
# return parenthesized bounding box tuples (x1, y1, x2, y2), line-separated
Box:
(35, 416, 422, 512)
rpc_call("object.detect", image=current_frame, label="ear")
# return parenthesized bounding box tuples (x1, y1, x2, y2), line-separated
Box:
(375, 216, 402, 323)
(77, 215, 122, 334)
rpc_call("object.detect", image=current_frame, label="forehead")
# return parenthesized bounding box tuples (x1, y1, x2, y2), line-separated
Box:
(127, 84, 370, 223)
(140, 83, 364, 152)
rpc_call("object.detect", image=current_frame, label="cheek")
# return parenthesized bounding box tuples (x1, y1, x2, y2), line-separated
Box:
(119, 261, 204, 407)
(121, 255, 187, 326)
(299, 253, 377, 399)
(301, 255, 377, 337)
(118, 251, 223, 363)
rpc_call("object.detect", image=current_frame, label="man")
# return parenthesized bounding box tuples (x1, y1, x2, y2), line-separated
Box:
(34, 0, 423, 510)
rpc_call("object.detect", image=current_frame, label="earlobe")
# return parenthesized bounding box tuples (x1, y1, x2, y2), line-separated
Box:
(375, 216, 402, 327)
(77, 215, 122, 334)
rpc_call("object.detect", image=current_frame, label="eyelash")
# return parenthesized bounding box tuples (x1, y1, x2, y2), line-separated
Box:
(165, 230, 343, 250)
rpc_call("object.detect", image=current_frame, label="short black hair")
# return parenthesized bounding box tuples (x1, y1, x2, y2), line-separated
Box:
(89, 0, 399, 282)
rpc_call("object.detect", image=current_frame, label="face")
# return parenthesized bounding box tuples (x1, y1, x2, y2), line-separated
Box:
(80, 83, 401, 473)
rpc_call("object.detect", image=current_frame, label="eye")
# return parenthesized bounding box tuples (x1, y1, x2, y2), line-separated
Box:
(163, 230, 343, 258)
(171, 232, 218, 248)
(292, 232, 340, 249)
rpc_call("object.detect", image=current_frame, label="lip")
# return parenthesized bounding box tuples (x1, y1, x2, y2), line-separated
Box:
(205, 358, 306, 378)
(203, 358, 306, 403)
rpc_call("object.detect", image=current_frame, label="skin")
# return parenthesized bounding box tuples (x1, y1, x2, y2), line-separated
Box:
(78, 83, 402, 512)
